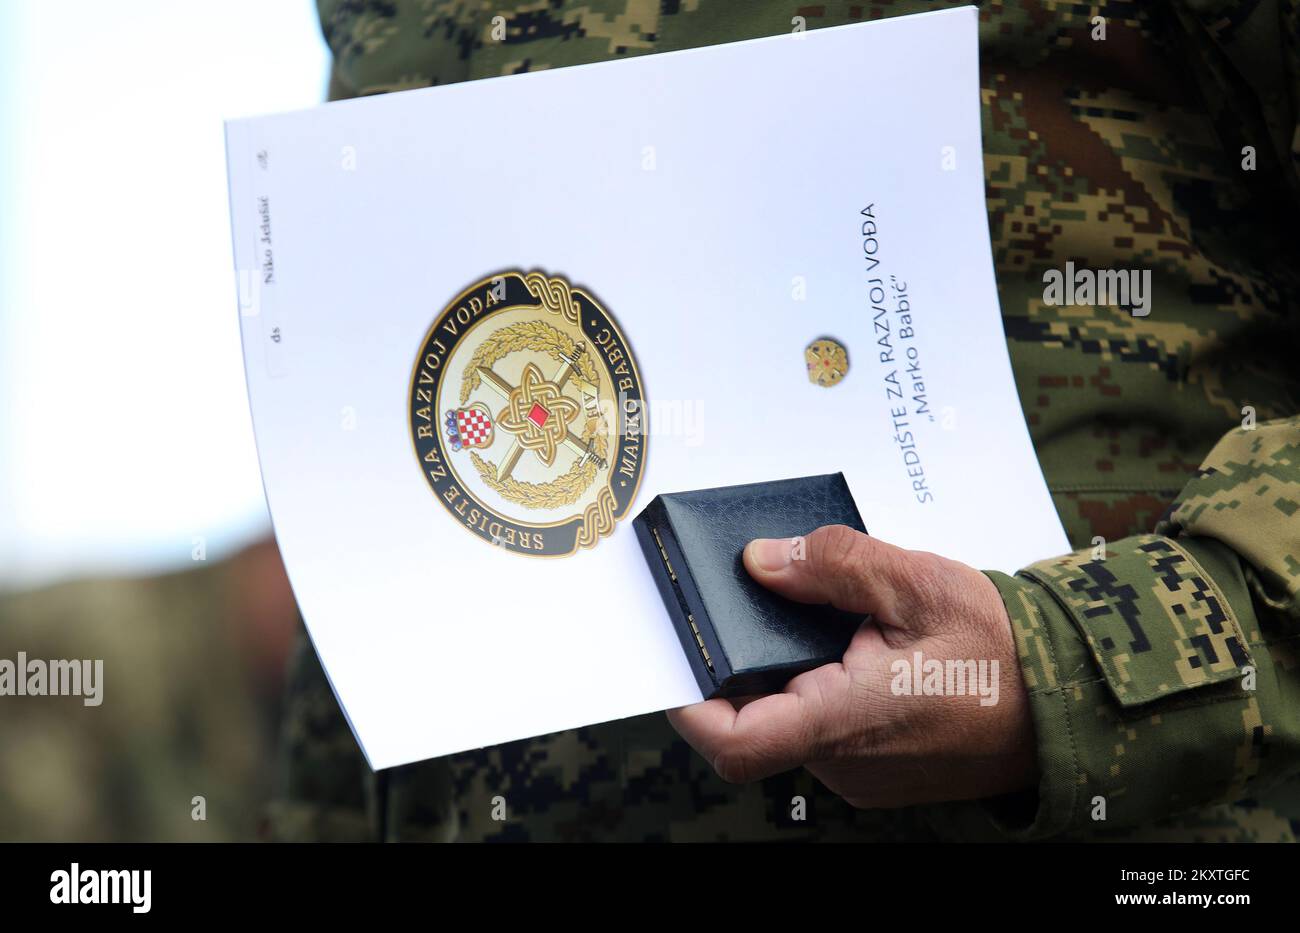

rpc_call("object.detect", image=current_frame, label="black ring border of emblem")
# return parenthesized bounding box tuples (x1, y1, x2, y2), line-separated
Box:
(407, 270, 648, 558)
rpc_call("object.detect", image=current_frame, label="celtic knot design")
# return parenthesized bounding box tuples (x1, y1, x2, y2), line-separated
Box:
(494, 362, 580, 467)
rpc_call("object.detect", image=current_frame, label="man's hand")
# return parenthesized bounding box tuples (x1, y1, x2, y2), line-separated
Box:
(666, 525, 1038, 807)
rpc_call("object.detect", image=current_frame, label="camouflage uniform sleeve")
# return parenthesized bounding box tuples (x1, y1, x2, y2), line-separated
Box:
(984, 416, 1300, 838)
(264, 635, 378, 841)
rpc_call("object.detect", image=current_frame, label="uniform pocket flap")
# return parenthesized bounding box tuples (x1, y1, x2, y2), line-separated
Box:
(1022, 535, 1252, 706)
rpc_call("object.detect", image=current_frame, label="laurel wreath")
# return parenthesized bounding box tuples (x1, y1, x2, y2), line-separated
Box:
(460, 319, 605, 510)
(458, 320, 598, 404)
(470, 431, 608, 509)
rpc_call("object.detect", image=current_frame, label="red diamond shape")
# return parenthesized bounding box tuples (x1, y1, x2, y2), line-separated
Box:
(527, 402, 549, 428)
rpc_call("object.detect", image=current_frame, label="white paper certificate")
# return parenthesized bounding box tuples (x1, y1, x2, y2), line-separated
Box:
(225, 7, 1069, 769)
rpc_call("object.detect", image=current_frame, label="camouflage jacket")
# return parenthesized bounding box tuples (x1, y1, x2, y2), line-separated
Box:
(270, 0, 1300, 842)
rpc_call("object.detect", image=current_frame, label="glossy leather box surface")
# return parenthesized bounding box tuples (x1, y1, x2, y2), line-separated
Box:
(633, 473, 867, 698)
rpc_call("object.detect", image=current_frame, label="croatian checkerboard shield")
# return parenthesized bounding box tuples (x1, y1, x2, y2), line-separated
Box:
(445, 403, 494, 451)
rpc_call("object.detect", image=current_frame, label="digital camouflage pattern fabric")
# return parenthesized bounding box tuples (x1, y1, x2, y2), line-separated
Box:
(269, 0, 1300, 841)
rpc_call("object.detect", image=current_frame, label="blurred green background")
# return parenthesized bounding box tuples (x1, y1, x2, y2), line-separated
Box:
(0, 1, 327, 840)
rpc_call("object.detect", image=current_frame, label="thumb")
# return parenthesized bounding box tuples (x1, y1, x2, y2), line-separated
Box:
(742, 524, 922, 627)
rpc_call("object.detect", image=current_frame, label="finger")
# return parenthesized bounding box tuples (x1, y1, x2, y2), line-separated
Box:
(666, 698, 736, 761)
(743, 524, 918, 623)
(667, 685, 833, 783)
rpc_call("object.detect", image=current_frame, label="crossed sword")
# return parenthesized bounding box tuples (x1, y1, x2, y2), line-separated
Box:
(476, 342, 607, 482)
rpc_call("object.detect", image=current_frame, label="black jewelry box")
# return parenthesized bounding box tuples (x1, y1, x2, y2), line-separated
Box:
(633, 473, 867, 699)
